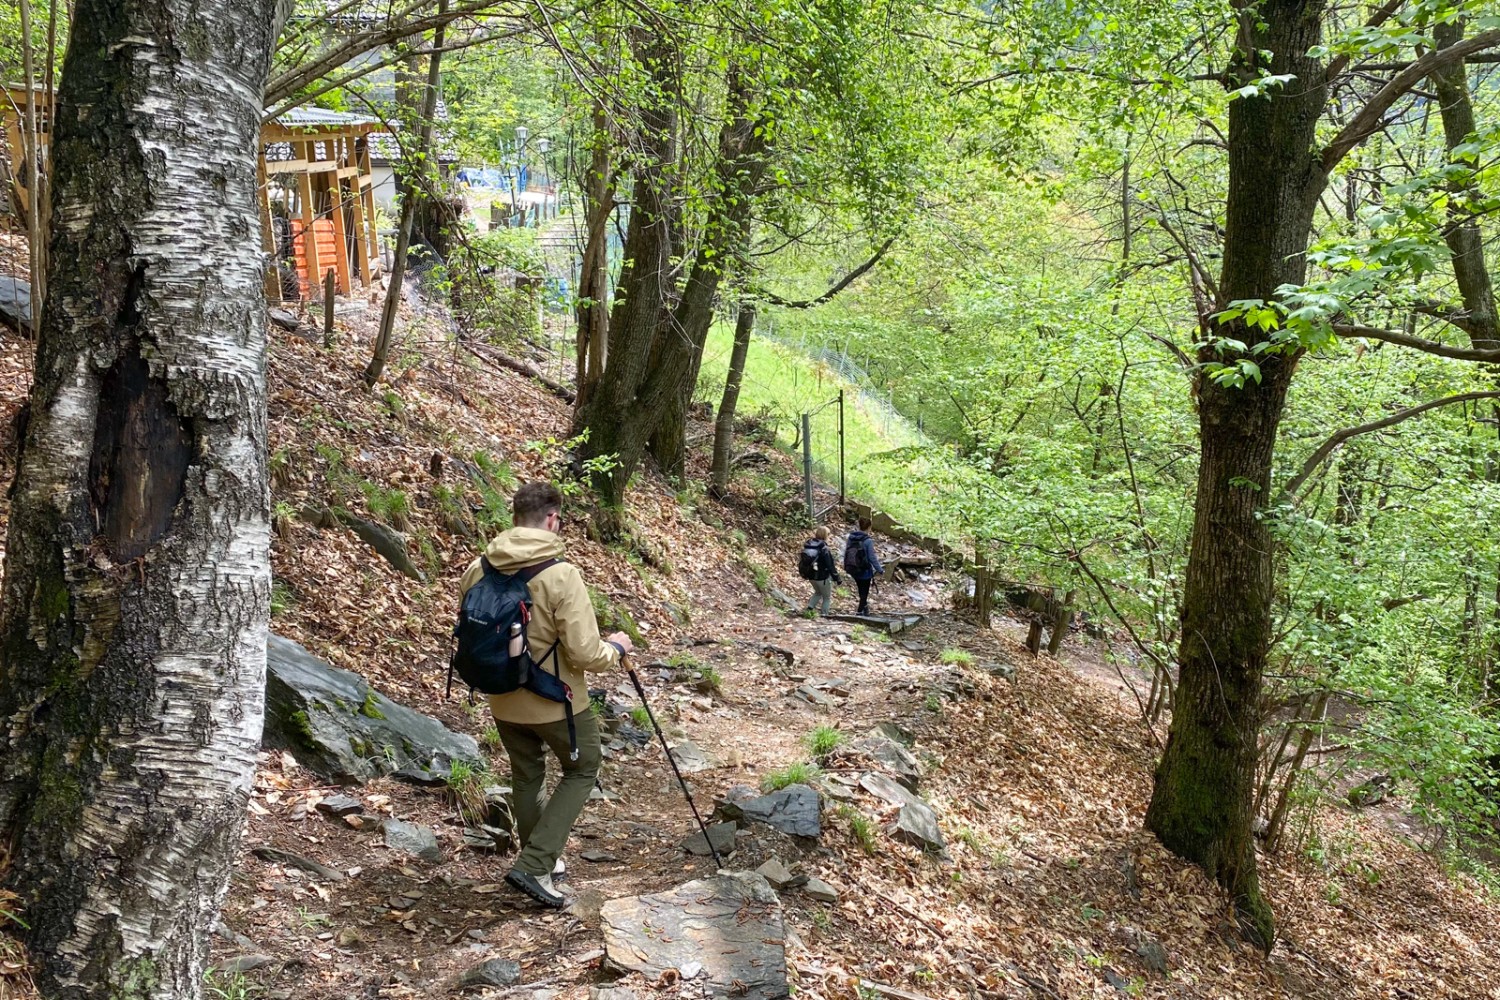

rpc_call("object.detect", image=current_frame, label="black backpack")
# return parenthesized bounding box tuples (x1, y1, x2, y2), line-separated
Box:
(844, 535, 870, 576)
(449, 558, 579, 759)
(798, 541, 821, 580)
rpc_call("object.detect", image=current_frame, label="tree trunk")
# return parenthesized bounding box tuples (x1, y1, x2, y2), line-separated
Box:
(573, 53, 765, 520)
(1431, 21, 1500, 686)
(1144, 0, 1329, 951)
(366, 1, 447, 389)
(574, 108, 615, 411)
(0, 0, 284, 994)
(709, 304, 756, 497)
(1431, 21, 1499, 352)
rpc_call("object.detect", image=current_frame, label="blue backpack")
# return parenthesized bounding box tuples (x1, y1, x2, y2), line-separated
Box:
(449, 558, 578, 759)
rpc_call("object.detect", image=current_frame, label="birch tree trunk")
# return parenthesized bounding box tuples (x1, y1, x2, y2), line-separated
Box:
(0, 0, 286, 995)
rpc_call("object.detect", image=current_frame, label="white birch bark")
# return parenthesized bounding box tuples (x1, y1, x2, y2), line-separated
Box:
(0, 0, 290, 996)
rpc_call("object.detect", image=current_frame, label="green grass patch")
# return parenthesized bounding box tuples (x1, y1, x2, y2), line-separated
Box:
(836, 804, 878, 855)
(805, 725, 843, 757)
(697, 322, 950, 541)
(761, 761, 820, 791)
(940, 647, 974, 666)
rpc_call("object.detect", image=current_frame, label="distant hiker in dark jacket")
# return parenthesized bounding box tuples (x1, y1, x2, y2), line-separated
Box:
(799, 526, 841, 615)
(843, 516, 884, 615)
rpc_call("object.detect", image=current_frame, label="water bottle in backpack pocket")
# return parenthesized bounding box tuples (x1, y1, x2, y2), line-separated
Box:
(449, 557, 579, 759)
(798, 541, 821, 580)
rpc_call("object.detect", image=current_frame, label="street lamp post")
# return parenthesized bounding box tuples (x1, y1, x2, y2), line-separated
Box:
(515, 126, 529, 227)
(536, 136, 552, 219)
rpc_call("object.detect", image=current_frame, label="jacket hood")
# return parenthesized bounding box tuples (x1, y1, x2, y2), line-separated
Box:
(848, 530, 869, 541)
(483, 526, 565, 571)
(804, 538, 827, 548)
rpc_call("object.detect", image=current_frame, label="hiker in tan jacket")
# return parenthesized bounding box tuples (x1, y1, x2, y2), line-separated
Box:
(459, 482, 633, 907)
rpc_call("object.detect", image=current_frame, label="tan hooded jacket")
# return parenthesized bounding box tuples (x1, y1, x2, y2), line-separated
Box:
(459, 526, 621, 725)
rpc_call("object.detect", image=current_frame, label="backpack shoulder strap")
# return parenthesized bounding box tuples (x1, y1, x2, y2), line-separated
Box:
(514, 558, 561, 583)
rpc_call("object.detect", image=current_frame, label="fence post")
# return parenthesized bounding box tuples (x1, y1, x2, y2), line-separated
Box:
(322, 268, 336, 348)
(837, 389, 845, 504)
(802, 412, 814, 526)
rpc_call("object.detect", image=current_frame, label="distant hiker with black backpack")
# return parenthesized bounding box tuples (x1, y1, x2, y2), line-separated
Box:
(798, 526, 841, 615)
(453, 482, 634, 909)
(844, 516, 884, 616)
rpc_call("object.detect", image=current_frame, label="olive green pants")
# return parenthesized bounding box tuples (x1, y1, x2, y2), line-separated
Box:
(495, 708, 602, 877)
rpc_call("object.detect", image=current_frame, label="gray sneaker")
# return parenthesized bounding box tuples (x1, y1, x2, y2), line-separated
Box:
(506, 868, 567, 908)
(552, 857, 567, 882)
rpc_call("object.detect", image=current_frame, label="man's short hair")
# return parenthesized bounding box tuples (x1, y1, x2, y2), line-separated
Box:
(858, 516, 872, 531)
(815, 526, 829, 540)
(513, 482, 563, 527)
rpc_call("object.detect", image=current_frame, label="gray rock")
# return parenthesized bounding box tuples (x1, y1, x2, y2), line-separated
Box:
(716, 784, 821, 839)
(315, 795, 364, 817)
(869, 721, 915, 747)
(792, 685, 837, 709)
(0, 277, 32, 335)
(981, 660, 1017, 682)
(484, 786, 515, 831)
(1134, 937, 1169, 974)
(392, 767, 448, 788)
(459, 958, 522, 988)
(755, 858, 796, 890)
(671, 738, 716, 774)
(264, 634, 482, 783)
(591, 989, 638, 1000)
(462, 826, 512, 853)
(588, 983, 636, 1000)
(802, 878, 838, 903)
(215, 954, 274, 974)
(383, 818, 443, 862)
(889, 800, 946, 854)
(581, 849, 619, 863)
(681, 821, 737, 857)
(853, 735, 922, 792)
(859, 772, 946, 854)
(601, 872, 787, 1000)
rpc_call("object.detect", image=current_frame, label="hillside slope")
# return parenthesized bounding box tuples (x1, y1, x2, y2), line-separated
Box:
(0, 305, 1498, 1000)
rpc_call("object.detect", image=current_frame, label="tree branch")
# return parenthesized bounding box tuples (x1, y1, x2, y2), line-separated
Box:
(264, 0, 517, 105)
(1324, 0, 1409, 83)
(1333, 323, 1500, 362)
(1283, 391, 1500, 500)
(756, 237, 896, 308)
(1321, 29, 1500, 173)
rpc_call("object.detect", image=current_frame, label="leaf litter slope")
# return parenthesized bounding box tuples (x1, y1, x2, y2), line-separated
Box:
(0, 300, 1496, 999)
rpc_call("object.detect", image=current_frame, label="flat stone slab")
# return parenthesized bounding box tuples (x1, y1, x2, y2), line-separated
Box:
(717, 784, 821, 839)
(671, 738, 716, 774)
(315, 794, 364, 817)
(601, 873, 787, 1000)
(460, 958, 522, 988)
(859, 772, 946, 854)
(264, 633, 481, 783)
(682, 821, 737, 857)
(853, 735, 922, 791)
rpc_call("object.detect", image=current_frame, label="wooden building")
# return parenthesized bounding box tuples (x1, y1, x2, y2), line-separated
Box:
(2, 89, 384, 304)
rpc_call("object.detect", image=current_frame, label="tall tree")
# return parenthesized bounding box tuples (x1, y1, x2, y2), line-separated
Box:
(570, 31, 767, 524)
(0, 0, 288, 993)
(1144, 2, 1500, 946)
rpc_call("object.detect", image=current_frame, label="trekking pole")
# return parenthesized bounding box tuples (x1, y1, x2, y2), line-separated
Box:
(626, 662, 724, 870)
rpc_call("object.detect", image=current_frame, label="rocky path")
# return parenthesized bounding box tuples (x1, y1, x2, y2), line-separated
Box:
(217, 563, 1021, 1000)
